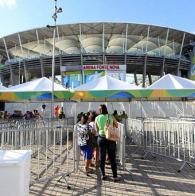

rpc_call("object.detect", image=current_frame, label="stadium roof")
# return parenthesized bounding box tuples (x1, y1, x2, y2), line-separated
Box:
(0, 22, 195, 60)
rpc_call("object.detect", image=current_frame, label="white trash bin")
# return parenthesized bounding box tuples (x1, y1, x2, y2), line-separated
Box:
(0, 150, 31, 196)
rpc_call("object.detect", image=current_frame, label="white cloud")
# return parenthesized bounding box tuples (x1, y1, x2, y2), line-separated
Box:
(0, 0, 16, 9)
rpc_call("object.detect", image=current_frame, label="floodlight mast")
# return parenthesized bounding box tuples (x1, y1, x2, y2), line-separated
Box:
(47, 0, 62, 118)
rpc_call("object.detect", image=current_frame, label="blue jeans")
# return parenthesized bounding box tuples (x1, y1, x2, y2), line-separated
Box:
(97, 136, 117, 178)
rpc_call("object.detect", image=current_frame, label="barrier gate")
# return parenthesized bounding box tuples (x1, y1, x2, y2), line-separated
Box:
(127, 118, 195, 172)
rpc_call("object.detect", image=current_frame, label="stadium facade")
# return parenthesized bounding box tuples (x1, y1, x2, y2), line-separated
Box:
(0, 22, 195, 87)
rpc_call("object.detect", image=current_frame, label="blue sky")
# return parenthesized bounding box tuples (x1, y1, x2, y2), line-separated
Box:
(0, 0, 195, 38)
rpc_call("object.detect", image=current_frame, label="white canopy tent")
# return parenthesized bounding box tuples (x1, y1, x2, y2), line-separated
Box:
(75, 75, 141, 90)
(0, 85, 8, 91)
(4, 77, 67, 118)
(8, 77, 65, 92)
(147, 74, 195, 89)
(74, 75, 141, 115)
(146, 74, 195, 118)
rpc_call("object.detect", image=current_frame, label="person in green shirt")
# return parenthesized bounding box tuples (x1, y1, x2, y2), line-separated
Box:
(95, 104, 119, 182)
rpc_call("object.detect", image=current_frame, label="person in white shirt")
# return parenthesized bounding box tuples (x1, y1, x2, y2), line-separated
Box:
(76, 113, 93, 175)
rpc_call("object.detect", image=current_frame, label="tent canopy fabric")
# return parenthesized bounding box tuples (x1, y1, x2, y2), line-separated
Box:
(0, 85, 8, 91)
(75, 75, 141, 91)
(54, 75, 195, 101)
(147, 74, 195, 89)
(0, 75, 194, 102)
(8, 77, 66, 92)
(70, 75, 142, 101)
(0, 77, 68, 102)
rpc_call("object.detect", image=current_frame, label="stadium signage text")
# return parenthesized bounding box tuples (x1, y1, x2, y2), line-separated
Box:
(60, 64, 126, 72)
(82, 65, 120, 70)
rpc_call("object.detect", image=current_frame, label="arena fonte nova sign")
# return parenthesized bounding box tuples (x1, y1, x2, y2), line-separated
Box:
(60, 64, 126, 72)
(82, 64, 126, 71)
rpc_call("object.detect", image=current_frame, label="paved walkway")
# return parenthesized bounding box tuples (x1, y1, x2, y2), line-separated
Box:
(30, 144, 195, 196)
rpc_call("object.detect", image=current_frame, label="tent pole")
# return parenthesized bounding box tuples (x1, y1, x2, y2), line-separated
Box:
(51, 26, 56, 120)
(141, 99, 143, 120)
(75, 102, 77, 124)
(88, 102, 91, 111)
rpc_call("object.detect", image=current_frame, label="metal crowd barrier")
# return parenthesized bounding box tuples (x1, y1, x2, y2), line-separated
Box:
(127, 117, 195, 172)
(73, 125, 80, 172)
(0, 116, 126, 187)
(126, 118, 143, 148)
(0, 117, 75, 189)
(117, 123, 126, 169)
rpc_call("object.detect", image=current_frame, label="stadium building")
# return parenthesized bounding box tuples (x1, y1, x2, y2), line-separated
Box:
(0, 22, 195, 87)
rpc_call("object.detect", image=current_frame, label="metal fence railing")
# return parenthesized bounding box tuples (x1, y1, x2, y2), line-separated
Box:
(0, 116, 126, 189)
(0, 117, 75, 189)
(127, 117, 195, 172)
(117, 123, 126, 169)
(126, 118, 143, 148)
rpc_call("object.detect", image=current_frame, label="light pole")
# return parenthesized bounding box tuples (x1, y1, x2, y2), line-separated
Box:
(47, 0, 62, 118)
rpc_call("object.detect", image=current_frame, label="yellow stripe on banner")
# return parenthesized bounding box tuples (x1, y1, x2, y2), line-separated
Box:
(0, 92, 18, 101)
(150, 90, 168, 97)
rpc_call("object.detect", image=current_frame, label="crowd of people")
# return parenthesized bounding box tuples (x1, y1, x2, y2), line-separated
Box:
(0, 104, 66, 121)
(76, 105, 128, 182)
(0, 109, 42, 120)
(23, 110, 42, 120)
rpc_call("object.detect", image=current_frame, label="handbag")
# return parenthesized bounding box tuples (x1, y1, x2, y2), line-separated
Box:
(105, 114, 119, 142)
